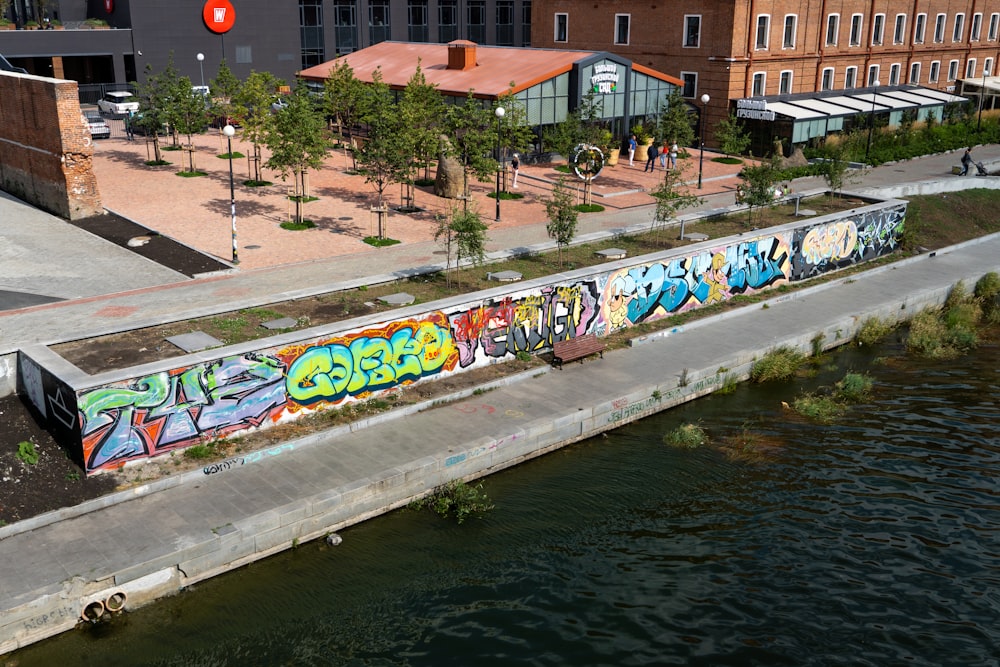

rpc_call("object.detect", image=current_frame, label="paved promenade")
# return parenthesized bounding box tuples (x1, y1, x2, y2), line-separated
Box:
(1, 144, 999, 654)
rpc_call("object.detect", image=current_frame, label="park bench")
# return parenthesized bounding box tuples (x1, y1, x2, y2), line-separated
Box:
(552, 334, 606, 369)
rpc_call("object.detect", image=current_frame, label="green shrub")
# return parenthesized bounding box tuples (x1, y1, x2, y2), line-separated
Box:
(905, 309, 951, 357)
(663, 423, 708, 448)
(717, 373, 739, 394)
(750, 346, 806, 383)
(281, 220, 316, 231)
(856, 316, 897, 346)
(183, 444, 215, 459)
(363, 236, 401, 247)
(411, 480, 494, 524)
(834, 372, 874, 402)
(792, 394, 845, 423)
(975, 272, 1000, 323)
(16, 441, 39, 465)
(573, 203, 605, 213)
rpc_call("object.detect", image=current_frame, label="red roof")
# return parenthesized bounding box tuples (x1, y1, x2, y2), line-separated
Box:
(299, 41, 682, 99)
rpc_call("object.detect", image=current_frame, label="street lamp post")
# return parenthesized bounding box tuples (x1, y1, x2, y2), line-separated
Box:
(697, 93, 710, 189)
(865, 80, 881, 164)
(978, 66, 991, 132)
(495, 105, 505, 222)
(222, 125, 238, 265)
(196, 52, 205, 89)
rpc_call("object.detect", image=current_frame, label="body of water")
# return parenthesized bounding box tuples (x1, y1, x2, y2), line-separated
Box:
(10, 334, 1000, 666)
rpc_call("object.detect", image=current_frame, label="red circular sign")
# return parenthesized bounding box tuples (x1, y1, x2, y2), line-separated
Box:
(203, 0, 236, 34)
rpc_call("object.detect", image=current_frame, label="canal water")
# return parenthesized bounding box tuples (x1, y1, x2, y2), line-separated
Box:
(10, 332, 1000, 666)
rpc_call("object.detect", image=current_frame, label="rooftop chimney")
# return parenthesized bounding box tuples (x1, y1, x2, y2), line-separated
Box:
(447, 40, 477, 71)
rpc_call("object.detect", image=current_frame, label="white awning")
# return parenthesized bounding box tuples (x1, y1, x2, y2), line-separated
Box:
(820, 95, 891, 112)
(783, 98, 859, 116)
(766, 101, 827, 120)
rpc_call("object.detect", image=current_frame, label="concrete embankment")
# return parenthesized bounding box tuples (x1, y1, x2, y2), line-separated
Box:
(2, 231, 998, 655)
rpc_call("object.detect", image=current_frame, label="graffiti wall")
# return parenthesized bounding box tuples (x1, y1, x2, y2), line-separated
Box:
(54, 200, 905, 474)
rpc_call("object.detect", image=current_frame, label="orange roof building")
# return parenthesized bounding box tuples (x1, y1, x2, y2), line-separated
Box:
(299, 40, 683, 138)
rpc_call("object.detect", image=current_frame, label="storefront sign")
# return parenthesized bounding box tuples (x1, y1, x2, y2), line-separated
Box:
(203, 0, 236, 34)
(591, 63, 620, 94)
(736, 99, 775, 121)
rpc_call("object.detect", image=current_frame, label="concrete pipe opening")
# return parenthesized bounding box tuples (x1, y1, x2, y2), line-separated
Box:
(81, 600, 105, 622)
(105, 591, 127, 613)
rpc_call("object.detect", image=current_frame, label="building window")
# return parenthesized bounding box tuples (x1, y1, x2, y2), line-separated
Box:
(369, 0, 390, 44)
(554, 12, 567, 42)
(915, 14, 926, 43)
(332, 0, 357, 55)
(300, 0, 325, 70)
(783, 15, 796, 48)
(496, 1, 513, 45)
(972, 13, 982, 41)
(929, 61, 940, 83)
(909, 62, 921, 84)
(894, 14, 906, 44)
(967, 59, 977, 78)
(867, 65, 879, 86)
(954, 13, 965, 42)
(948, 59, 959, 81)
(235, 45, 252, 64)
(680, 72, 697, 98)
(615, 14, 630, 45)
(755, 15, 769, 49)
(408, 1, 428, 42)
(845, 66, 857, 89)
(872, 14, 884, 45)
(779, 70, 792, 94)
(684, 15, 701, 47)
(991, 13, 999, 40)
(890, 63, 901, 85)
(826, 14, 839, 46)
(752, 72, 766, 96)
(986, 57, 994, 77)
(468, 0, 485, 43)
(850, 14, 863, 46)
(522, 1, 531, 46)
(821, 67, 834, 91)
(438, 0, 457, 43)
(934, 13, 945, 43)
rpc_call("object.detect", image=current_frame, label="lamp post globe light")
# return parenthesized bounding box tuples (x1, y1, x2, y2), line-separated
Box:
(495, 105, 505, 222)
(697, 93, 710, 189)
(865, 80, 880, 164)
(222, 124, 238, 265)
(196, 52, 205, 89)
(978, 65, 991, 132)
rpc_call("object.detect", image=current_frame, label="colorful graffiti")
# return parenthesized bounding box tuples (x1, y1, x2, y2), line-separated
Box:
(280, 313, 458, 405)
(78, 353, 287, 472)
(801, 220, 859, 265)
(601, 235, 792, 329)
(449, 284, 600, 367)
(792, 205, 905, 279)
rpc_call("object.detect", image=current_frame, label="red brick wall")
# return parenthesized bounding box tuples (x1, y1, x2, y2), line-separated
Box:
(0, 73, 102, 220)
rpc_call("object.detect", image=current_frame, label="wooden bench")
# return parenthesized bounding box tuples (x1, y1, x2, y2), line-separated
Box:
(552, 334, 606, 369)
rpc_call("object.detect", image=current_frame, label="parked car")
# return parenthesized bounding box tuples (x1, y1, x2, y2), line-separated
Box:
(97, 91, 139, 115)
(83, 111, 111, 140)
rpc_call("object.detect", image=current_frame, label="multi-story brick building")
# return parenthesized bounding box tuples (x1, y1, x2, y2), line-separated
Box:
(531, 1, 994, 149)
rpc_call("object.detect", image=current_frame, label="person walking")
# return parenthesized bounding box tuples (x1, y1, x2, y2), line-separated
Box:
(960, 147, 973, 176)
(511, 153, 519, 188)
(125, 110, 135, 142)
(643, 141, 658, 172)
(628, 134, 637, 166)
(668, 141, 678, 169)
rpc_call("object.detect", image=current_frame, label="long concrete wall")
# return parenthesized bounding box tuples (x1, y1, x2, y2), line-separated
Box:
(0, 71, 102, 219)
(17, 195, 907, 475)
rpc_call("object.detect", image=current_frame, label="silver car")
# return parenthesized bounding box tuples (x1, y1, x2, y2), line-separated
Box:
(84, 111, 111, 140)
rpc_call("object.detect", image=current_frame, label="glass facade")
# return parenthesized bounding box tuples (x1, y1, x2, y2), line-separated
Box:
(300, 0, 325, 70)
(333, 0, 357, 55)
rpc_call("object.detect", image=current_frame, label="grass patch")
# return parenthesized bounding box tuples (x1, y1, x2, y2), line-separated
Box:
(176, 171, 208, 178)
(663, 423, 708, 449)
(717, 373, 740, 395)
(144, 160, 171, 167)
(280, 220, 317, 231)
(553, 164, 571, 174)
(364, 236, 401, 247)
(244, 180, 273, 187)
(834, 372, 874, 402)
(490, 191, 524, 200)
(856, 316, 898, 347)
(414, 178, 435, 187)
(16, 441, 39, 465)
(183, 443, 215, 460)
(750, 346, 807, 383)
(791, 394, 845, 423)
(409, 480, 494, 524)
(161, 145, 182, 152)
(218, 152, 245, 159)
(288, 195, 320, 203)
(712, 156, 744, 164)
(574, 203, 605, 213)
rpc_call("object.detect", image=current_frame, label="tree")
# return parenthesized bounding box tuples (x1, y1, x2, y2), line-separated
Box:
(649, 162, 704, 244)
(323, 59, 367, 166)
(171, 77, 210, 165)
(234, 70, 285, 183)
(495, 90, 534, 192)
(738, 158, 780, 228)
(435, 204, 489, 288)
(445, 91, 498, 208)
(356, 70, 409, 237)
(658, 87, 695, 149)
(714, 111, 751, 159)
(822, 144, 865, 196)
(399, 62, 447, 206)
(264, 84, 328, 224)
(541, 89, 605, 160)
(544, 176, 579, 266)
(208, 59, 243, 126)
(134, 61, 177, 163)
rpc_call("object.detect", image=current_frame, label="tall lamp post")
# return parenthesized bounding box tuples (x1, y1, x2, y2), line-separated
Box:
(697, 93, 710, 189)
(196, 52, 205, 89)
(865, 80, 881, 164)
(978, 65, 991, 132)
(222, 125, 239, 265)
(495, 105, 505, 222)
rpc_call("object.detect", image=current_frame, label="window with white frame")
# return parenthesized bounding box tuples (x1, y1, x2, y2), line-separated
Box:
(826, 14, 839, 46)
(684, 15, 701, 47)
(752, 72, 766, 96)
(680, 72, 697, 97)
(867, 65, 880, 86)
(783, 15, 796, 48)
(756, 15, 770, 49)
(991, 13, 1000, 40)
(948, 59, 959, 81)
(894, 14, 906, 44)
(872, 14, 885, 45)
(915, 13, 926, 43)
(779, 70, 793, 94)
(954, 13, 965, 41)
(929, 61, 940, 83)
(845, 66, 857, 89)
(934, 13, 946, 42)
(986, 57, 994, 76)
(972, 13, 982, 40)
(554, 13, 567, 41)
(890, 63, 901, 85)
(910, 62, 921, 83)
(967, 59, 977, 78)
(850, 14, 863, 45)
(821, 67, 834, 91)
(615, 14, 629, 44)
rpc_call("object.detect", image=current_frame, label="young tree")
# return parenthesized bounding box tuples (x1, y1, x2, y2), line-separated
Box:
(134, 62, 175, 163)
(171, 77, 210, 164)
(738, 158, 780, 228)
(541, 89, 604, 160)
(714, 111, 751, 159)
(208, 59, 243, 127)
(399, 62, 447, 206)
(434, 204, 489, 288)
(264, 84, 329, 224)
(658, 87, 696, 149)
(323, 59, 367, 164)
(234, 70, 285, 183)
(544, 176, 579, 266)
(356, 70, 409, 237)
(649, 162, 704, 244)
(445, 91, 497, 207)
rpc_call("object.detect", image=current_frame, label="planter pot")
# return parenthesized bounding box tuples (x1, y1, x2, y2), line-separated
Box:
(607, 147, 620, 166)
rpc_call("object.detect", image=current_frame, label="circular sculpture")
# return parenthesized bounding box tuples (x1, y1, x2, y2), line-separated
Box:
(570, 143, 605, 181)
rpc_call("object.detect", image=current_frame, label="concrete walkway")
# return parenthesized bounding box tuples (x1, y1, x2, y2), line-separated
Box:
(1, 146, 999, 654)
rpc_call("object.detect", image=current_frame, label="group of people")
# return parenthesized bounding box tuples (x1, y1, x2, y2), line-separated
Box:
(628, 135, 678, 172)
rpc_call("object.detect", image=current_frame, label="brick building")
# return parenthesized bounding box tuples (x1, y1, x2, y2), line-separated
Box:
(530, 1, 995, 149)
